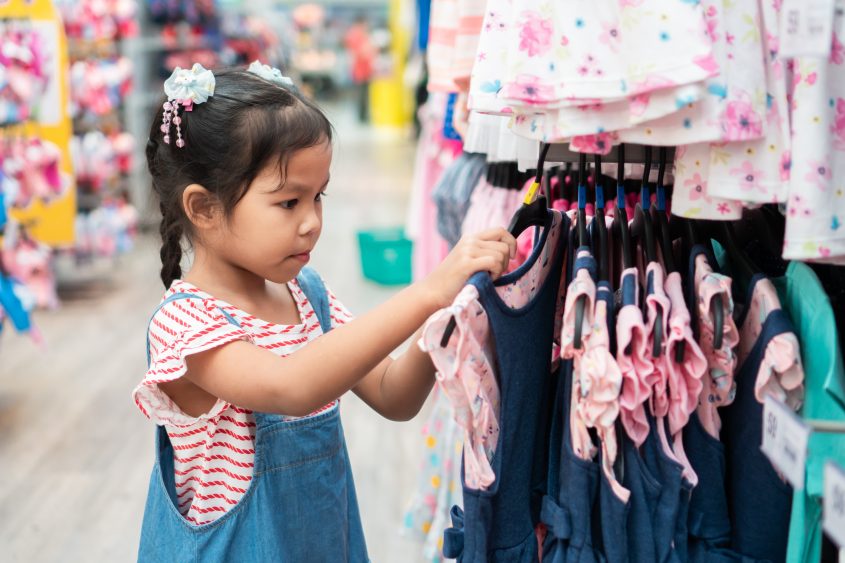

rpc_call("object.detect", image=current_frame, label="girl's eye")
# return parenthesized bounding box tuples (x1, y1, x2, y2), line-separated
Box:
(279, 199, 298, 209)
(315, 191, 328, 202)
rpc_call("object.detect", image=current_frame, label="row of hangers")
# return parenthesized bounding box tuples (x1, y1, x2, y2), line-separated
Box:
(442, 142, 788, 356)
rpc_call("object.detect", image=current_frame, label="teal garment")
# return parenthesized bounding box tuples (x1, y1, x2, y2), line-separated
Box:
(773, 262, 845, 563)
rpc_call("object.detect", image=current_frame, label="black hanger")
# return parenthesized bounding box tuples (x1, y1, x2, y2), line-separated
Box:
(508, 143, 551, 236)
(714, 220, 759, 292)
(440, 144, 552, 347)
(679, 218, 725, 350)
(652, 148, 685, 362)
(615, 144, 634, 270)
(630, 147, 663, 357)
(594, 155, 610, 283)
(636, 146, 658, 264)
(573, 152, 590, 350)
(653, 148, 675, 274)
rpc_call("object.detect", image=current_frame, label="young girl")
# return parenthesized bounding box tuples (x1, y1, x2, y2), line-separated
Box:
(132, 62, 516, 561)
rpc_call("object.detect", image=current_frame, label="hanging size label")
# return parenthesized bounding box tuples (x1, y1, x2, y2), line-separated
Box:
(780, 0, 836, 59)
(824, 462, 845, 548)
(761, 395, 811, 489)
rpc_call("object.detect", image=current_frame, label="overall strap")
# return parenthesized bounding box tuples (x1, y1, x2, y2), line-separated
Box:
(296, 266, 332, 334)
(145, 292, 240, 367)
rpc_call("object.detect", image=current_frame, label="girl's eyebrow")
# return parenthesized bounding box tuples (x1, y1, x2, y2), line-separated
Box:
(265, 176, 331, 194)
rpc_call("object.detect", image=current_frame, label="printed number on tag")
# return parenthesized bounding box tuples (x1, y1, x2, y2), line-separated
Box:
(780, 0, 836, 58)
(824, 463, 845, 548)
(761, 395, 811, 490)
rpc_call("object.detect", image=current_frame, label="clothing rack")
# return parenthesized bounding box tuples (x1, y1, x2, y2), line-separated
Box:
(546, 143, 677, 164)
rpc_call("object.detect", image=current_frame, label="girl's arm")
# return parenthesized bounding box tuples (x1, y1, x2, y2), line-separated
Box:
(349, 331, 434, 421)
(181, 229, 516, 418)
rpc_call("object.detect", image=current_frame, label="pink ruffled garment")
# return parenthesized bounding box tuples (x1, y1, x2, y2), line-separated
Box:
(663, 271, 707, 485)
(643, 262, 672, 420)
(616, 268, 654, 448)
(581, 290, 628, 500)
(561, 248, 599, 461)
(737, 278, 805, 410)
(693, 254, 740, 438)
(419, 285, 500, 491)
(663, 271, 707, 438)
(645, 263, 698, 483)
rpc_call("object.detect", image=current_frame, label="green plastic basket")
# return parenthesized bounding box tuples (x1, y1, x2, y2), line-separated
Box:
(357, 227, 413, 286)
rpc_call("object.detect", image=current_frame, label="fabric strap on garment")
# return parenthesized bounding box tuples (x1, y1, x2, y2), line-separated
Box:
(144, 267, 332, 368)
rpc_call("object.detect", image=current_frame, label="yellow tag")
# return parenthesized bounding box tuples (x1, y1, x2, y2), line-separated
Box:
(523, 181, 541, 205)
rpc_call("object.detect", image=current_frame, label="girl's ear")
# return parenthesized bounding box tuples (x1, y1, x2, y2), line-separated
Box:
(182, 184, 221, 231)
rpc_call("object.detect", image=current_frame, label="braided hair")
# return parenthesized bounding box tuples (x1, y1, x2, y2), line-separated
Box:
(146, 68, 333, 288)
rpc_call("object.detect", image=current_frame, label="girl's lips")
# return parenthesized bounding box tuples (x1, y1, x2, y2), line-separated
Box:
(292, 252, 310, 263)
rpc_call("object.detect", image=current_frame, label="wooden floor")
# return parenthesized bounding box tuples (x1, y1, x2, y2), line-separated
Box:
(0, 105, 433, 562)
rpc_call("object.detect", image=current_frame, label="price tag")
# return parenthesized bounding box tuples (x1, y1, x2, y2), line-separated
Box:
(824, 462, 845, 548)
(780, 0, 836, 59)
(761, 395, 811, 489)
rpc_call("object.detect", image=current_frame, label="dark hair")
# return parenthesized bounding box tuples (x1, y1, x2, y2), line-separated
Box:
(146, 68, 333, 288)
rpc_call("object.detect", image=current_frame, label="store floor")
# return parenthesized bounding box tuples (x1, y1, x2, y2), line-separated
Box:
(0, 103, 433, 562)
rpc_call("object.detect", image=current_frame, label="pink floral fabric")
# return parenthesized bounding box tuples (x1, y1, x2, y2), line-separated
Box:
(693, 254, 740, 438)
(420, 285, 500, 491)
(616, 268, 654, 447)
(782, 29, 845, 262)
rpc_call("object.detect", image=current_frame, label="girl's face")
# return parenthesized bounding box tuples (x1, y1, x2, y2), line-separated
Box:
(213, 140, 333, 284)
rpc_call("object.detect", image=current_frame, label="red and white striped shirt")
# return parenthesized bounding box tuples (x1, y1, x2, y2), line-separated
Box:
(133, 278, 352, 525)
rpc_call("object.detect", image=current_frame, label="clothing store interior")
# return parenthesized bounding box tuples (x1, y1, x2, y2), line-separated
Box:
(2, 0, 845, 562)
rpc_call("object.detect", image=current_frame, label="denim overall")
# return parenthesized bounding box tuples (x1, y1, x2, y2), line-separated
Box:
(683, 245, 759, 563)
(594, 281, 631, 563)
(541, 246, 604, 563)
(641, 265, 686, 563)
(443, 210, 567, 563)
(137, 267, 369, 563)
(611, 262, 662, 562)
(720, 275, 794, 563)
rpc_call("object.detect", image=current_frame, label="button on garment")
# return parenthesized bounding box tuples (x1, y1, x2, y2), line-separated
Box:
(137, 268, 369, 562)
(442, 210, 568, 562)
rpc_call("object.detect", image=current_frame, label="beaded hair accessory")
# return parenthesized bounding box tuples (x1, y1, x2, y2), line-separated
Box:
(160, 63, 215, 148)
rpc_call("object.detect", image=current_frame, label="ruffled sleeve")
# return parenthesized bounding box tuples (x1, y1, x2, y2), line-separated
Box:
(664, 271, 707, 437)
(133, 295, 252, 427)
(755, 332, 805, 411)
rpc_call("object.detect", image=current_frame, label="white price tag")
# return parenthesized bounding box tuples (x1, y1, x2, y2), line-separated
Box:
(780, 0, 836, 59)
(761, 395, 811, 489)
(824, 462, 845, 548)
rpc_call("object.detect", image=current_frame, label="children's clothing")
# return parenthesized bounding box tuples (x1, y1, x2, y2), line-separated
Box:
(442, 210, 568, 562)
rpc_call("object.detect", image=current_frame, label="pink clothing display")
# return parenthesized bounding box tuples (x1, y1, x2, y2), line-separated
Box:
(616, 267, 654, 448)
(693, 254, 740, 438)
(663, 271, 707, 439)
(420, 285, 500, 490)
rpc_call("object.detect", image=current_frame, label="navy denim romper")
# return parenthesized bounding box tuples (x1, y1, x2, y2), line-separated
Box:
(594, 279, 631, 563)
(443, 210, 568, 563)
(613, 265, 663, 563)
(137, 267, 369, 562)
(720, 275, 795, 563)
(682, 245, 756, 563)
(541, 246, 604, 563)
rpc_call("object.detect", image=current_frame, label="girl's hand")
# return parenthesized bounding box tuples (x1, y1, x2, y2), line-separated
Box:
(421, 227, 517, 308)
